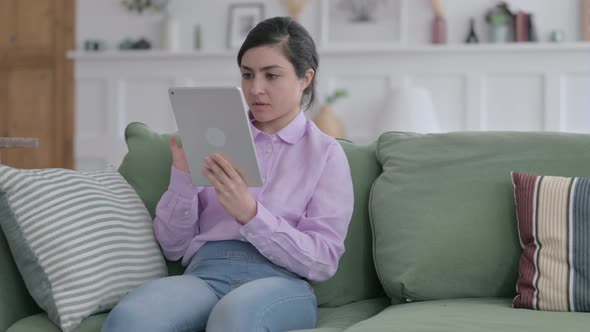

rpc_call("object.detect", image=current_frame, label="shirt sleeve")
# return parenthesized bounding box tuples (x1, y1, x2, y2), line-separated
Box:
(154, 166, 203, 261)
(239, 143, 354, 282)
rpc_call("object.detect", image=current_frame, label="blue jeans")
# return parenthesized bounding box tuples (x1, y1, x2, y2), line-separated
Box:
(101, 240, 317, 332)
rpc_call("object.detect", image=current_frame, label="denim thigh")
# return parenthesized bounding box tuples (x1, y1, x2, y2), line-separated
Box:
(184, 240, 304, 298)
(185, 240, 317, 331)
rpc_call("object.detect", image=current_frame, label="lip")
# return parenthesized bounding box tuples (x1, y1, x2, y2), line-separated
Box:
(251, 102, 270, 112)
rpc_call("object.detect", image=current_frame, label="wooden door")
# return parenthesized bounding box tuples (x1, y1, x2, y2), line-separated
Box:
(0, 0, 75, 169)
(0, 0, 14, 50)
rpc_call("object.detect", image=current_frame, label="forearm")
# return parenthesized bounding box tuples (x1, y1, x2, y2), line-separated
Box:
(240, 202, 345, 282)
(153, 167, 201, 261)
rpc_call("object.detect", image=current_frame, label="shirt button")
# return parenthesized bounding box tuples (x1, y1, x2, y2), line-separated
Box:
(272, 136, 278, 142)
(184, 211, 189, 216)
(269, 255, 275, 260)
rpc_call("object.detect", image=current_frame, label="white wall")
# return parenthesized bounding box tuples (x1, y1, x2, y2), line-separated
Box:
(77, 0, 583, 51)
(73, 0, 589, 170)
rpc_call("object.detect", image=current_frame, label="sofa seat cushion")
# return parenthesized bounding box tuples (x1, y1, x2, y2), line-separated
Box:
(7, 313, 107, 332)
(302, 297, 390, 331)
(345, 298, 590, 332)
(8, 298, 390, 332)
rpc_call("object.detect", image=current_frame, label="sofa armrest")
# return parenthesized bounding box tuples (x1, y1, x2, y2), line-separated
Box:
(0, 230, 40, 331)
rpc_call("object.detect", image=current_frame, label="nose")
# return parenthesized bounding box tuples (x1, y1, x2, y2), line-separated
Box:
(248, 76, 265, 96)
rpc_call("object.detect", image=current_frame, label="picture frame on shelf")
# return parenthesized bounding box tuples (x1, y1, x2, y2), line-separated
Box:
(227, 3, 265, 49)
(583, 0, 590, 41)
(320, 0, 406, 49)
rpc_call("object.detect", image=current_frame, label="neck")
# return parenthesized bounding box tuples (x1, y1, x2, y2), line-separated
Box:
(254, 107, 301, 135)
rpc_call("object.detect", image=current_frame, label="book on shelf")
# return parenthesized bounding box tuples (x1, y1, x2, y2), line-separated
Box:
(515, 11, 537, 42)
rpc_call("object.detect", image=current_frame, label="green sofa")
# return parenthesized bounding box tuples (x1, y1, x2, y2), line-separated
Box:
(2, 124, 590, 331)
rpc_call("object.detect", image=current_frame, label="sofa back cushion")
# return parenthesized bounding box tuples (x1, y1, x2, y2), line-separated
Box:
(312, 140, 385, 307)
(371, 132, 590, 304)
(118, 123, 384, 307)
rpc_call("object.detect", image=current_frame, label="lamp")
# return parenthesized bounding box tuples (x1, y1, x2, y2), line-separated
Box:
(377, 84, 440, 134)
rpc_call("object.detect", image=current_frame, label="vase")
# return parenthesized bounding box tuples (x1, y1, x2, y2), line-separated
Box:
(491, 24, 510, 43)
(432, 15, 447, 44)
(161, 12, 181, 51)
(313, 105, 346, 138)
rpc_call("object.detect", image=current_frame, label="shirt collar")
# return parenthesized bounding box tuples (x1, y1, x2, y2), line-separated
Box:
(250, 111, 307, 144)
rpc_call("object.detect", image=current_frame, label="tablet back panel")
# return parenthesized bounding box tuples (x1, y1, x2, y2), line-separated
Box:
(168, 86, 263, 187)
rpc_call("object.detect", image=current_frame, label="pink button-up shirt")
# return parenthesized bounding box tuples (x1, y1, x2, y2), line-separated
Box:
(154, 111, 354, 282)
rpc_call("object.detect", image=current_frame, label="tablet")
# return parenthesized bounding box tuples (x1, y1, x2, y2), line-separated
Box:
(168, 86, 263, 187)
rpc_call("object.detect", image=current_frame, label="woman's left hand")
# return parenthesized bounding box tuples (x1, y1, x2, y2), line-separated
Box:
(202, 154, 257, 224)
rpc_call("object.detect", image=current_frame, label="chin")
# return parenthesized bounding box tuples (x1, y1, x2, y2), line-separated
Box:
(251, 110, 274, 122)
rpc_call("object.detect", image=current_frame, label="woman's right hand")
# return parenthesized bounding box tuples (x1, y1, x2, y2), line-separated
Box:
(170, 135, 190, 173)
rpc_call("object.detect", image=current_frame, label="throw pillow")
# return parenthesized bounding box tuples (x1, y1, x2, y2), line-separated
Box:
(0, 165, 167, 332)
(512, 171, 589, 312)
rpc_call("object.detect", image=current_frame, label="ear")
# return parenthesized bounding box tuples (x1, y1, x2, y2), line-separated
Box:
(300, 69, 315, 92)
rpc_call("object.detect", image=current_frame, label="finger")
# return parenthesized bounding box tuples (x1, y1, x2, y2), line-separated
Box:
(211, 154, 241, 180)
(205, 157, 230, 185)
(169, 136, 177, 150)
(202, 166, 224, 191)
(170, 135, 182, 154)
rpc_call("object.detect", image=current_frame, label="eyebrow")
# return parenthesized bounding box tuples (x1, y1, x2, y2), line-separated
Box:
(241, 65, 284, 71)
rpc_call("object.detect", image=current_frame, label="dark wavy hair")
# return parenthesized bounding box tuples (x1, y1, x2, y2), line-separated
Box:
(237, 16, 319, 111)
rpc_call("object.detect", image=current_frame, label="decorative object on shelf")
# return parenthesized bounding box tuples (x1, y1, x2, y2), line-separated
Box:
(550, 30, 566, 43)
(227, 3, 265, 49)
(313, 89, 348, 139)
(118, 38, 152, 50)
(118, 38, 135, 50)
(161, 10, 181, 51)
(376, 84, 439, 134)
(194, 24, 202, 50)
(514, 10, 537, 42)
(83, 39, 106, 51)
(283, 0, 309, 21)
(133, 38, 152, 49)
(121, 0, 169, 13)
(583, 0, 590, 41)
(485, 2, 515, 43)
(527, 14, 538, 42)
(465, 18, 479, 43)
(430, 0, 446, 44)
(321, 0, 404, 48)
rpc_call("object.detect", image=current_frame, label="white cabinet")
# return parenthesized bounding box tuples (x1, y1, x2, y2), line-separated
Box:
(70, 44, 590, 170)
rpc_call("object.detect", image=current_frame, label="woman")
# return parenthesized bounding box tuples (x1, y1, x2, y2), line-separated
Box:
(102, 16, 354, 332)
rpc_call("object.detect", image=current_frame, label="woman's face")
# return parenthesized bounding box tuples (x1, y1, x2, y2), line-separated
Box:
(240, 45, 313, 133)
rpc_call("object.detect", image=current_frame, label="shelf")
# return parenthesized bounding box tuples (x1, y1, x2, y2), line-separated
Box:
(68, 49, 236, 60)
(68, 42, 590, 61)
(319, 42, 590, 55)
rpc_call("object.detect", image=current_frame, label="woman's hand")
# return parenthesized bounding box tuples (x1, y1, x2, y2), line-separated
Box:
(202, 154, 257, 224)
(170, 135, 190, 173)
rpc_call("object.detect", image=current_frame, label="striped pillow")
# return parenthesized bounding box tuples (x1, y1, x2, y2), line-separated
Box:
(0, 166, 167, 332)
(511, 171, 589, 312)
